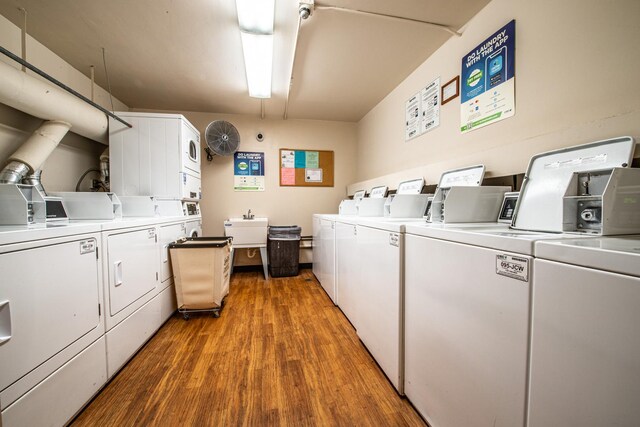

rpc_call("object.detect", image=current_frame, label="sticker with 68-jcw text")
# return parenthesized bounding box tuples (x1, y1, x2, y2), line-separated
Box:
(496, 254, 529, 282)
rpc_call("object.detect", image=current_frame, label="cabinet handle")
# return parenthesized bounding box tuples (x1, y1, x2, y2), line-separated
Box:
(0, 300, 11, 345)
(163, 244, 169, 264)
(114, 260, 123, 286)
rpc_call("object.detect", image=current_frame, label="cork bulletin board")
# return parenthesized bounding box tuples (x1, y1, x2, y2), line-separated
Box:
(279, 148, 334, 187)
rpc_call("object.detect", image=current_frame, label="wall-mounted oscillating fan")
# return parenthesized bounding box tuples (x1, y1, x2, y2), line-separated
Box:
(204, 120, 240, 160)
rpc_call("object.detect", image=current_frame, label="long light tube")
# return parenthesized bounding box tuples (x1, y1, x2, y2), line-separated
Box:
(240, 32, 273, 98)
(236, 0, 275, 99)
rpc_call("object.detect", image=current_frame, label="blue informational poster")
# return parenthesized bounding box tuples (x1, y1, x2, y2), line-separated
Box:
(234, 151, 265, 191)
(460, 20, 516, 133)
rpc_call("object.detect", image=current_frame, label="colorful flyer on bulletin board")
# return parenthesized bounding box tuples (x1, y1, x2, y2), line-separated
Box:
(279, 148, 334, 187)
(461, 19, 515, 133)
(281, 150, 295, 168)
(234, 151, 265, 191)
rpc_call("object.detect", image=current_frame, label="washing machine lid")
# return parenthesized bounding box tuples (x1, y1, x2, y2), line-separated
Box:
(512, 136, 635, 233)
(356, 217, 420, 232)
(404, 222, 567, 255)
(535, 236, 640, 277)
(437, 165, 485, 189)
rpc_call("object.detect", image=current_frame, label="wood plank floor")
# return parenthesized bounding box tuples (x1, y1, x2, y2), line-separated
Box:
(71, 269, 425, 426)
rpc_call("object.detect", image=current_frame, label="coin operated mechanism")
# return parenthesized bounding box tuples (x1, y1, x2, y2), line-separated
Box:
(357, 186, 388, 217)
(338, 189, 365, 215)
(182, 200, 201, 217)
(386, 178, 431, 218)
(498, 192, 520, 224)
(562, 167, 640, 235)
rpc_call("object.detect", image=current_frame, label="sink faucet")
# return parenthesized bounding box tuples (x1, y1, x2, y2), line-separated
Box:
(243, 209, 254, 220)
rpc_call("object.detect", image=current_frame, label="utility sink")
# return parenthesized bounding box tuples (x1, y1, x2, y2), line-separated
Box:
(223, 217, 268, 246)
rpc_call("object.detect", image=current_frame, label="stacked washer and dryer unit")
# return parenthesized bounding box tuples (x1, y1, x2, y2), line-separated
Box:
(106, 111, 204, 372)
(0, 112, 203, 427)
(403, 136, 640, 427)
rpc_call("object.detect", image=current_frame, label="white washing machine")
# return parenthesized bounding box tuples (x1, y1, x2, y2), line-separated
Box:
(403, 136, 636, 427)
(404, 224, 568, 427)
(353, 218, 407, 393)
(528, 236, 640, 427)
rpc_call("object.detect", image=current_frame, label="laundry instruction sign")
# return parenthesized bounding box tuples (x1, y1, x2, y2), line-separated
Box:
(234, 151, 265, 191)
(461, 20, 515, 133)
(405, 77, 441, 141)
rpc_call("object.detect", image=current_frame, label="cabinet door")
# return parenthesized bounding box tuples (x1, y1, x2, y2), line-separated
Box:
(159, 222, 187, 285)
(107, 228, 158, 316)
(0, 238, 101, 393)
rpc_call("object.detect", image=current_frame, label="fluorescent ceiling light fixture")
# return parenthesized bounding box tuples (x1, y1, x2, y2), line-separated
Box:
(240, 32, 273, 98)
(236, 0, 275, 34)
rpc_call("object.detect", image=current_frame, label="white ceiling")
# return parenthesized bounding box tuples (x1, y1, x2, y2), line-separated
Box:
(0, 0, 490, 122)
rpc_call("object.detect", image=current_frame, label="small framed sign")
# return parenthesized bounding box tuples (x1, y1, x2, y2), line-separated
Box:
(441, 75, 460, 105)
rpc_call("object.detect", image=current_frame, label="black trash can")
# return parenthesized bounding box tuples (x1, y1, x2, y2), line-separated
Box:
(268, 225, 302, 277)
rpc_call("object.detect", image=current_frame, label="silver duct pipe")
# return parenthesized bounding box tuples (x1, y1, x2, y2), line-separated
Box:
(22, 169, 46, 194)
(0, 120, 71, 184)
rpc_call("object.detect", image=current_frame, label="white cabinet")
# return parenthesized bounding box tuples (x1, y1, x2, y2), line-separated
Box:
(0, 230, 106, 426)
(109, 112, 201, 200)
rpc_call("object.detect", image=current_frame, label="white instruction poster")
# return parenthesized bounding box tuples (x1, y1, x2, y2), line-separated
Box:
(405, 77, 441, 141)
(421, 77, 441, 134)
(405, 92, 421, 141)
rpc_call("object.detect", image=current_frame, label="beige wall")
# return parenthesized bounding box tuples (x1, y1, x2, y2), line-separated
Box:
(0, 14, 127, 191)
(351, 0, 640, 193)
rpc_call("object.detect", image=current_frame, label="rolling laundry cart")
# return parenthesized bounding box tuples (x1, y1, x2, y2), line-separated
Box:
(168, 237, 232, 319)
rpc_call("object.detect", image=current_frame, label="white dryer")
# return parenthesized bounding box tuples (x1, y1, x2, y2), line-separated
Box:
(528, 236, 640, 427)
(0, 223, 107, 427)
(186, 218, 202, 238)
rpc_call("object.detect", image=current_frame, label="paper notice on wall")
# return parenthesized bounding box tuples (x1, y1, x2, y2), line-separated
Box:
(421, 77, 441, 134)
(281, 167, 295, 185)
(306, 151, 319, 168)
(281, 150, 295, 168)
(295, 151, 306, 168)
(405, 92, 421, 141)
(305, 168, 323, 183)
